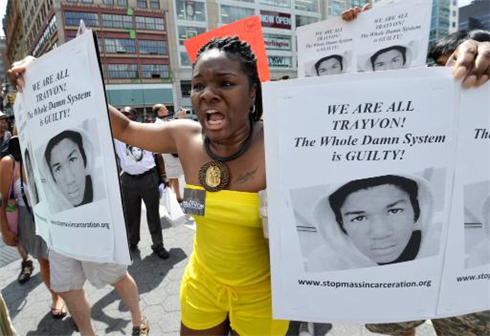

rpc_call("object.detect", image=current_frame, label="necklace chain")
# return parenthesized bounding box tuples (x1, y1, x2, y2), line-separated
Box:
(203, 114, 255, 163)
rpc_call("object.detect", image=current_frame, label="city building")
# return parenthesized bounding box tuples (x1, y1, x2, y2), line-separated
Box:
(429, 0, 459, 48)
(459, 0, 490, 31)
(3, 0, 459, 116)
(4, 0, 172, 121)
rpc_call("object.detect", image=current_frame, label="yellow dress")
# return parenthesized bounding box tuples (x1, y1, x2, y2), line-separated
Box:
(180, 185, 289, 336)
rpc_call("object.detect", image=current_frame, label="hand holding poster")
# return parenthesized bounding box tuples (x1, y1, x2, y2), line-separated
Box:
(297, 0, 432, 77)
(263, 67, 467, 322)
(13, 31, 130, 264)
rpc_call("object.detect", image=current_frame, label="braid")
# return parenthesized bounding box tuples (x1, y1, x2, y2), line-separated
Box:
(194, 36, 263, 121)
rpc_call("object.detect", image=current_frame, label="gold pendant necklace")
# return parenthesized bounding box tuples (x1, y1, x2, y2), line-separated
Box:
(199, 114, 255, 192)
(198, 160, 230, 192)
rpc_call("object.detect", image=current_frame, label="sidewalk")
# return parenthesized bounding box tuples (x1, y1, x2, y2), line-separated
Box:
(0, 202, 436, 336)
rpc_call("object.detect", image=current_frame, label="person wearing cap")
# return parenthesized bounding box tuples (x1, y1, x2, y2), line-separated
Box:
(0, 112, 12, 158)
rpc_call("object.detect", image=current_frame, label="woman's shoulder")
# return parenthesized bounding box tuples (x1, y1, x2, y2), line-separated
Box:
(0, 155, 14, 168)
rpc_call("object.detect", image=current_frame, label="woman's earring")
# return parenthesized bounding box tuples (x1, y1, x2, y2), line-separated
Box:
(250, 104, 256, 116)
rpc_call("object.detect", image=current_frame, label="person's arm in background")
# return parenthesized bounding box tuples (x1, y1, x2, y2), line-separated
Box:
(0, 156, 18, 246)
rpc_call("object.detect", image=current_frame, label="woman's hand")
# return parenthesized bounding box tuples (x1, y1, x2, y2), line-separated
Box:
(7, 56, 36, 92)
(341, 3, 370, 22)
(448, 40, 490, 88)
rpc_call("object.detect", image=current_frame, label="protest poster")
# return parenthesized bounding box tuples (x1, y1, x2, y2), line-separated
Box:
(437, 83, 490, 316)
(13, 31, 131, 265)
(263, 67, 462, 322)
(184, 15, 270, 82)
(297, 0, 432, 77)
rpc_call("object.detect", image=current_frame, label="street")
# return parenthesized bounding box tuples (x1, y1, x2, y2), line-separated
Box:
(0, 201, 437, 336)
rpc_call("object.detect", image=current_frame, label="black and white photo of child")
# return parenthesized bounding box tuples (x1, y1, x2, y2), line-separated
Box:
(40, 120, 106, 213)
(291, 172, 444, 272)
(357, 42, 418, 72)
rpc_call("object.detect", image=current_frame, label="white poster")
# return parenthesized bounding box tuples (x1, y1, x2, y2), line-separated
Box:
(437, 83, 490, 316)
(13, 31, 130, 265)
(297, 0, 432, 77)
(263, 67, 464, 322)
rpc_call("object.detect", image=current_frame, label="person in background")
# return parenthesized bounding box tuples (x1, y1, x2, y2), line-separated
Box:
(428, 29, 490, 66)
(115, 106, 169, 259)
(0, 112, 12, 158)
(153, 104, 186, 203)
(0, 136, 67, 319)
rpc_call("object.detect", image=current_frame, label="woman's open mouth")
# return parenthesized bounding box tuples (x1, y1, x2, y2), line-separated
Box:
(205, 110, 225, 129)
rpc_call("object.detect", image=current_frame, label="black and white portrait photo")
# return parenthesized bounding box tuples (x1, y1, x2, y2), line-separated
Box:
(291, 171, 445, 272)
(126, 144, 144, 162)
(464, 181, 490, 268)
(314, 54, 344, 76)
(40, 120, 106, 213)
(358, 42, 418, 72)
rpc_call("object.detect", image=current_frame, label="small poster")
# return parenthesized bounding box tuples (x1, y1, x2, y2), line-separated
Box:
(437, 83, 490, 316)
(14, 31, 130, 264)
(297, 0, 432, 77)
(262, 67, 473, 322)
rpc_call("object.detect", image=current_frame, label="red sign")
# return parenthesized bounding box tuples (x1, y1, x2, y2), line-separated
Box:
(260, 10, 291, 30)
(184, 16, 270, 82)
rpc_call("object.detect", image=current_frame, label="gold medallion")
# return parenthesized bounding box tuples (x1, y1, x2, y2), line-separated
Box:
(198, 160, 230, 192)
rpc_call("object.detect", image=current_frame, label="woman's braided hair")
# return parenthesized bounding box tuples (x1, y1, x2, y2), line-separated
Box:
(194, 36, 263, 121)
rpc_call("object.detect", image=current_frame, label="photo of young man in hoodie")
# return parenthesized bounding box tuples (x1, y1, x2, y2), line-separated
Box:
(306, 174, 439, 272)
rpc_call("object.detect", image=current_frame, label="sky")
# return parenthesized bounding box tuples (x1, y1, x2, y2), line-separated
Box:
(0, 0, 479, 37)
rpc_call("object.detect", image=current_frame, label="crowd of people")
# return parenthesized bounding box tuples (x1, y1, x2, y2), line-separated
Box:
(1, 4, 490, 336)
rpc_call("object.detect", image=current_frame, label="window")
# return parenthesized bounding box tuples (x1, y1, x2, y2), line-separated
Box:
(181, 81, 191, 97)
(102, 14, 133, 28)
(141, 64, 169, 78)
(65, 12, 99, 27)
(176, 0, 206, 22)
(136, 16, 165, 30)
(117, 0, 128, 5)
(295, 0, 318, 12)
(104, 0, 114, 5)
(107, 64, 138, 78)
(150, 0, 160, 9)
(177, 26, 206, 45)
(33, 16, 57, 57)
(295, 15, 317, 27)
(221, 5, 255, 24)
(139, 40, 167, 55)
(66, 0, 77, 2)
(268, 55, 292, 68)
(452, 22, 456, 28)
(259, 0, 290, 7)
(105, 39, 136, 53)
(263, 34, 291, 51)
(81, 0, 93, 3)
(180, 51, 191, 66)
(137, 0, 147, 8)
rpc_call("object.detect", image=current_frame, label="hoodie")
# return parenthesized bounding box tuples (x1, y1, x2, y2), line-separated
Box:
(306, 174, 437, 272)
(41, 127, 105, 214)
(466, 194, 490, 268)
